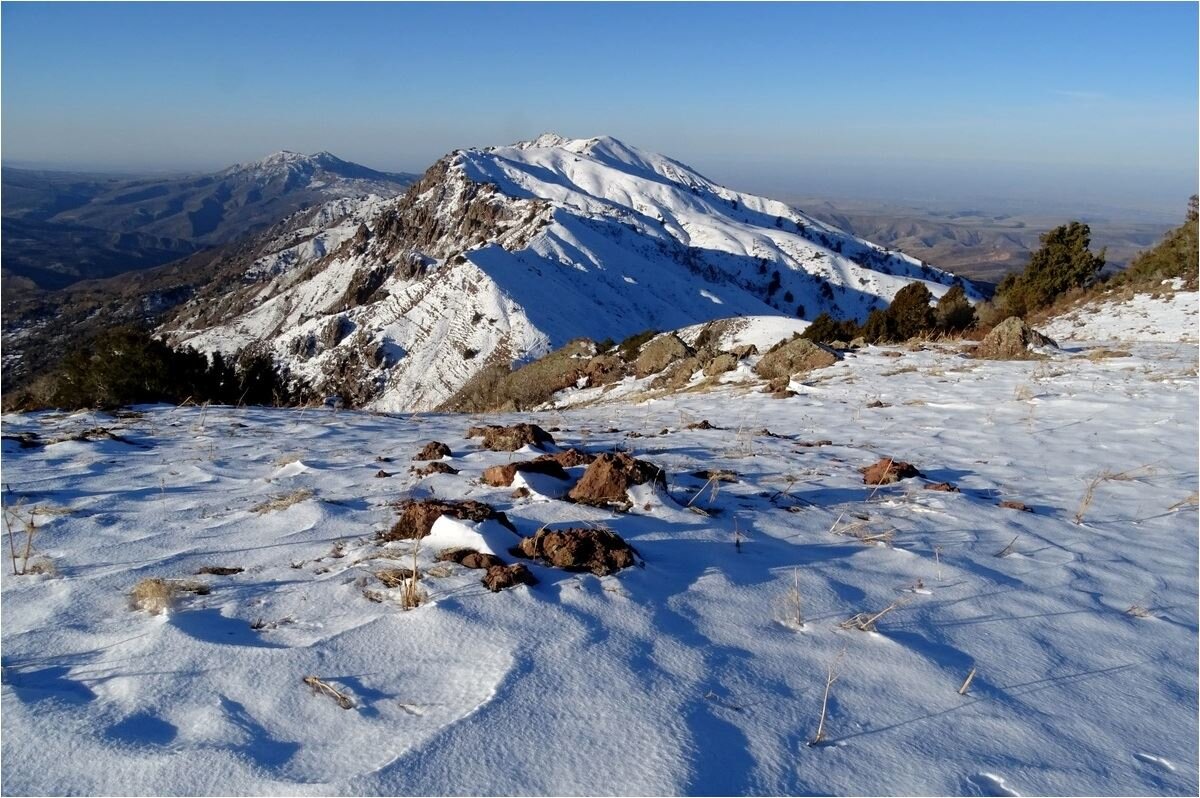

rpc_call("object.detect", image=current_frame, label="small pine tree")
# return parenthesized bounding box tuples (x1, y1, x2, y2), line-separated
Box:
(860, 308, 896, 344)
(935, 283, 977, 333)
(887, 282, 936, 340)
(998, 221, 1105, 315)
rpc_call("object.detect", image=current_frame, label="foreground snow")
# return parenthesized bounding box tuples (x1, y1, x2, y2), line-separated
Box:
(2, 334, 1197, 795)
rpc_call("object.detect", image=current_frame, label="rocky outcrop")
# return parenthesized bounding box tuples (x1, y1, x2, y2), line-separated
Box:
(634, 334, 692, 377)
(973, 317, 1058, 360)
(754, 337, 841, 380)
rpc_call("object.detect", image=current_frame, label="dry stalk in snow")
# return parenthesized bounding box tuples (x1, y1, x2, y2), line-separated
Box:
(303, 676, 355, 709)
(809, 649, 845, 746)
(958, 667, 978, 696)
(777, 568, 805, 629)
(400, 540, 423, 610)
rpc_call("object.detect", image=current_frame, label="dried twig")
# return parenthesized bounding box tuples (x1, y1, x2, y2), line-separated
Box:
(839, 601, 901, 632)
(303, 675, 355, 709)
(994, 535, 1020, 558)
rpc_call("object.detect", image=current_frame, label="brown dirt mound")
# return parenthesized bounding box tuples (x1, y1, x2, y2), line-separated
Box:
(860, 458, 923, 485)
(412, 461, 460, 477)
(380, 499, 514, 542)
(567, 452, 667, 507)
(413, 441, 452, 460)
(535, 448, 596, 467)
(467, 423, 555, 451)
(481, 459, 570, 487)
(435, 547, 504, 570)
(482, 563, 537, 592)
(516, 527, 637, 576)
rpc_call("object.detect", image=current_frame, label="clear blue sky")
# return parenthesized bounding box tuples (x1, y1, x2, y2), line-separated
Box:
(3, 2, 1196, 215)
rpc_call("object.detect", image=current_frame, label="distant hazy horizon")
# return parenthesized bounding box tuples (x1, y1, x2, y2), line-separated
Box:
(3, 2, 1196, 219)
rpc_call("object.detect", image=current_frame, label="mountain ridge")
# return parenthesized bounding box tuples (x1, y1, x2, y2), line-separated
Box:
(165, 134, 981, 412)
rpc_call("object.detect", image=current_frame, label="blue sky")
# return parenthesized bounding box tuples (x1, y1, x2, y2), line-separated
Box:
(2, 2, 1196, 214)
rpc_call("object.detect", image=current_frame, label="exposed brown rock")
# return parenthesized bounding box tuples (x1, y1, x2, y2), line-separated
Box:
(466, 423, 555, 451)
(731, 344, 759, 359)
(686, 419, 718, 430)
(998, 500, 1033, 512)
(481, 458, 569, 487)
(567, 452, 667, 507)
(634, 334, 692, 377)
(754, 337, 841, 380)
(860, 458, 923, 485)
(650, 357, 700, 390)
(973, 317, 1058, 360)
(380, 499, 514, 542)
(413, 441, 452, 460)
(482, 563, 537, 592)
(703, 352, 739, 376)
(375, 469, 393, 478)
(516, 527, 637, 576)
(582, 354, 626, 386)
(924, 482, 959, 492)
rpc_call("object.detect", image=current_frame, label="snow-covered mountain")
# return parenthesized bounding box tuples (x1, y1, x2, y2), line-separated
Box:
(166, 134, 981, 411)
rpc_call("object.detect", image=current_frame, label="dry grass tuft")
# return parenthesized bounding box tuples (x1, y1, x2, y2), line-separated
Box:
(1075, 465, 1159, 524)
(251, 488, 313, 515)
(129, 577, 210, 614)
(130, 578, 178, 614)
(830, 517, 895, 547)
(1168, 492, 1198, 511)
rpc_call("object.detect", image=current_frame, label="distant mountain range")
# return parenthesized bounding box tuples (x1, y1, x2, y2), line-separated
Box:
(1, 152, 415, 291)
(784, 197, 1173, 285)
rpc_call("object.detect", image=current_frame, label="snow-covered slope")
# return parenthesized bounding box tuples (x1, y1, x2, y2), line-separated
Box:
(3, 321, 1196, 795)
(1042, 284, 1199, 343)
(166, 134, 979, 411)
